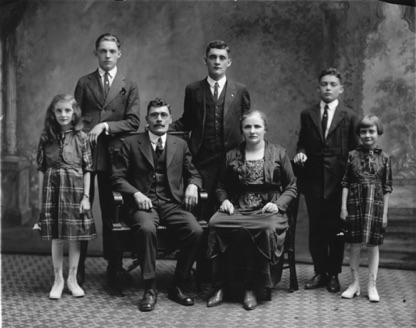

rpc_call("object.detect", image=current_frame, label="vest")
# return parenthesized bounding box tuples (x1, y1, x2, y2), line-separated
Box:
(202, 81, 226, 152)
(147, 147, 173, 202)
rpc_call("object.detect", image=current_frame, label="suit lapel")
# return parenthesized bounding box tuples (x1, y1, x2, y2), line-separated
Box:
(165, 135, 177, 169)
(310, 104, 324, 141)
(103, 73, 125, 108)
(138, 133, 155, 168)
(327, 106, 345, 137)
(224, 79, 237, 116)
(86, 70, 105, 106)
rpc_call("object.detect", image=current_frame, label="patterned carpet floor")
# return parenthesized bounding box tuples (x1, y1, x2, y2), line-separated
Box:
(1, 254, 415, 328)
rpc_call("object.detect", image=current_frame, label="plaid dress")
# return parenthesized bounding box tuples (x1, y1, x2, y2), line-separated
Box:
(341, 146, 393, 245)
(37, 129, 97, 241)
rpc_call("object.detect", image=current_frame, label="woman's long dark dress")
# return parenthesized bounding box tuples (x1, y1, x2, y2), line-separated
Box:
(207, 141, 297, 288)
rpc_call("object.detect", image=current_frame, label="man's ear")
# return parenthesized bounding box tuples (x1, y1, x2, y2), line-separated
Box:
(204, 57, 207, 65)
(118, 49, 122, 59)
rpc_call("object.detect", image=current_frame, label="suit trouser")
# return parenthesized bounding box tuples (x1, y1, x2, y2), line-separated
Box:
(79, 170, 114, 269)
(305, 195, 345, 275)
(129, 199, 203, 281)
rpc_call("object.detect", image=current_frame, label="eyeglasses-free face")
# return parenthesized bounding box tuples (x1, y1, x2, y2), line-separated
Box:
(146, 106, 172, 136)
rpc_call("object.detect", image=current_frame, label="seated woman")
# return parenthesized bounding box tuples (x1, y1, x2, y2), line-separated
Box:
(206, 110, 297, 310)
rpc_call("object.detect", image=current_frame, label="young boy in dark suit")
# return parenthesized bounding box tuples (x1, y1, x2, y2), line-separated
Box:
(74, 33, 140, 285)
(294, 68, 359, 293)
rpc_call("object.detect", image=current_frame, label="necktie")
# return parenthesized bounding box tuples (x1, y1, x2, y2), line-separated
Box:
(214, 82, 219, 100)
(321, 104, 329, 139)
(104, 72, 110, 97)
(156, 137, 163, 157)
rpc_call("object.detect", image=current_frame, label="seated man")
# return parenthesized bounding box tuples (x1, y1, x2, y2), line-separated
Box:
(111, 98, 204, 312)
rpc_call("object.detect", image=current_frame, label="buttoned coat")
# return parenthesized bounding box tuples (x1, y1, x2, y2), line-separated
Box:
(296, 103, 359, 199)
(111, 133, 203, 210)
(170, 78, 250, 156)
(74, 70, 140, 171)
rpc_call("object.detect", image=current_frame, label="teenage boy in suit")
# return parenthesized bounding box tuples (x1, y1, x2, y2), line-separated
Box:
(294, 68, 359, 293)
(170, 40, 250, 221)
(112, 98, 203, 312)
(74, 33, 140, 285)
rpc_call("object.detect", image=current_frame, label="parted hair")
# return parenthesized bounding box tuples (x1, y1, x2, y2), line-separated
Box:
(319, 67, 343, 84)
(205, 40, 230, 57)
(95, 33, 121, 50)
(146, 98, 171, 114)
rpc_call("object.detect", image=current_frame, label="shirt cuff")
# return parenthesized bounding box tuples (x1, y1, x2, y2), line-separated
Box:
(103, 122, 110, 135)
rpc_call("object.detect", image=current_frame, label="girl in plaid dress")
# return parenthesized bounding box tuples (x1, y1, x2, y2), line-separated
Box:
(340, 115, 392, 302)
(37, 94, 96, 300)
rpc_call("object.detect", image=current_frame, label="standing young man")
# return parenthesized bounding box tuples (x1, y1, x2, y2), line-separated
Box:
(74, 33, 140, 284)
(171, 40, 250, 221)
(294, 68, 359, 293)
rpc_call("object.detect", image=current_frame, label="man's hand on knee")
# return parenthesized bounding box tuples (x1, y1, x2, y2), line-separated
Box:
(134, 191, 153, 211)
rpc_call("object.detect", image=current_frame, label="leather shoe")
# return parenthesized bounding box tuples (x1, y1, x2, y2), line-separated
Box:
(243, 290, 257, 310)
(207, 288, 224, 307)
(77, 267, 85, 287)
(168, 285, 194, 306)
(305, 273, 328, 290)
(139, 289, 157, 312)
(327, 275, 341, 293)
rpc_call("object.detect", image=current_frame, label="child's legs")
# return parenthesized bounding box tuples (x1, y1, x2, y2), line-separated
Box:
(349, 243, 362, 271)
(367, 245, 379, 277)
(68, 240, 81, 278)
(51, 239, 64, 277)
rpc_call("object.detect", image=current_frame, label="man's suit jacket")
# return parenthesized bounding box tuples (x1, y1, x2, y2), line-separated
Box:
(170, 78, 250, 157)
(74, 70, 140, 171)
(111, 133, 203, 210)
(296, 103, 359, 199)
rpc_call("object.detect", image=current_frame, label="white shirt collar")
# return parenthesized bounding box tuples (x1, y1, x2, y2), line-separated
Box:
(148, 131, 167, 149)
(98, 66, 117, 79)
(207, 75, 227, 89)
(320, 99, 339, 111)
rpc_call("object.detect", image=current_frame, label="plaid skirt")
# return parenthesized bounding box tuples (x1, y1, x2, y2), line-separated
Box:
(346, 182, 385, 245)
(40, 167, 97, 241)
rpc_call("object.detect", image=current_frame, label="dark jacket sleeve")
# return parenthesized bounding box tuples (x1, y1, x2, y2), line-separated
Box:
(106, 81, 140, 135)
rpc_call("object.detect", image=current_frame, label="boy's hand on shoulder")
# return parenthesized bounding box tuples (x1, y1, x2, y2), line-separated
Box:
(294, 152, 307, 166)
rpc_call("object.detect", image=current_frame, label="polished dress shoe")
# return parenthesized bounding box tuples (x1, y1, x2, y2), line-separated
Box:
(168, 285, 194, 306)
(243, 290, 257, 311)
(305, 273, 328, 290)
(327, 275, 341, 293)
(139, 289, 157, 312)
(207, 288, 224, 307)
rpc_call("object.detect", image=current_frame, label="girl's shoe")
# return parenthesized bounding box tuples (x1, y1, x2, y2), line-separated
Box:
(368, 274, 380, 302)
(49, 278, 64, 300)
(67, 279, 85, 298)
(341, 282, 360, 299)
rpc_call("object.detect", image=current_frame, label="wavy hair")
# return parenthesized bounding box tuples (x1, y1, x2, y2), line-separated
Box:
(40, 94, 83, 143)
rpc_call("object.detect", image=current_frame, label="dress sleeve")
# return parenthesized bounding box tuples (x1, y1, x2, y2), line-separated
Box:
(383, 155, 393, 194)
(274, 151, 297, 211)
(37, 139, 47, 172)
(341, 152, 353, 188)
(82, 136, 93, 172)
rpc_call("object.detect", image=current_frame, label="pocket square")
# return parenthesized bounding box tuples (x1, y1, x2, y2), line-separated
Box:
(120, 87, 126, 95)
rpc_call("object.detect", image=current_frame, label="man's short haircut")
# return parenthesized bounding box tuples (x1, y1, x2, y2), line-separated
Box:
(147, 98, 171, 114)
(95, 33, 121, 50)
(319, 67, 343, 84)
(205, 40, 230, 57)
(356, 114, 384, 136)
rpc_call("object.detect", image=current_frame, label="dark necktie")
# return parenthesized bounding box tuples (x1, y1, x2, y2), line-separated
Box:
(104, 72, 110, 97)
(322, 104, 329, 139)
(214, 82, 219, 101)
(156, 137, 163, 157)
